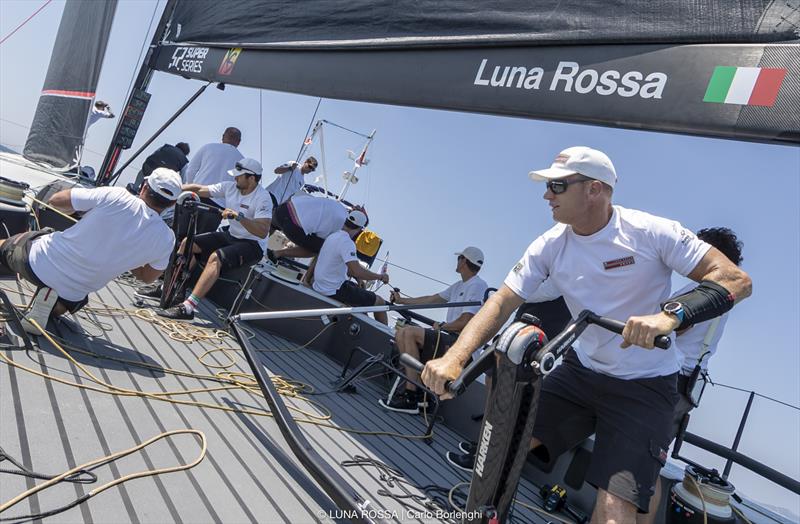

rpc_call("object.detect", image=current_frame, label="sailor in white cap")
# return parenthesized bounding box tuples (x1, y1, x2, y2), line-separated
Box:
(0, 168, 181, 333)
(311, 207, 391, 324)
(422, 146, 752, 520)
(380, 246, 488, 415)
(156, 158, 272, 320)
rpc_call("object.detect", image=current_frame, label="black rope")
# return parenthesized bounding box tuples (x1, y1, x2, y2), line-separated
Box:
(0, 446, 97, 484)
(340, 455, 459, 523)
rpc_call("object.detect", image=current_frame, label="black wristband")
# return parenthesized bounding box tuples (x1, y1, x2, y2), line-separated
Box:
(664, 280, 735, 331)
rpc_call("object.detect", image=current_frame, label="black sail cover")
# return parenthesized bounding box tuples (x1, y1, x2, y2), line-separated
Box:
(24, 0, 118, 169)
(154, 1, 800, 144)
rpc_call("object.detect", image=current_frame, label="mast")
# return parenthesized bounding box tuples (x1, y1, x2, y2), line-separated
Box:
(96, 0, 179, 186)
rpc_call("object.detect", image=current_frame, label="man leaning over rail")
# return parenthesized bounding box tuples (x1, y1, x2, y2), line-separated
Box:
(379, 247, 488, 415)
(157, 158, 271, 321)
(0, 168, 180, 334)
(421, 146, 752, 523)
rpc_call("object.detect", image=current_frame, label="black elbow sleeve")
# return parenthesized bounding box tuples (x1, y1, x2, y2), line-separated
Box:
(666, 280, 736, 330)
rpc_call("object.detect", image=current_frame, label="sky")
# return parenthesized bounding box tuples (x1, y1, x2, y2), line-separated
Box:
(1, 0, 799, 515)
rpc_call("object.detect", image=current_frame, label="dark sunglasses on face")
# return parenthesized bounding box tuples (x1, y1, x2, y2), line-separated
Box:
(546, 176, 590, 194)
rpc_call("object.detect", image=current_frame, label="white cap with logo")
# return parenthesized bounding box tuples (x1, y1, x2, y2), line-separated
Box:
(145, 168, 182, 201)
(528, 146, 617, 188)
(455, 246, 484, 267)
(346, 209, 368, 229)
(228, 157, 263, 177)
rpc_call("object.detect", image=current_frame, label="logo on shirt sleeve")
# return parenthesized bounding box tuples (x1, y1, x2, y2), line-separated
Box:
(512, 261, 524, 273)
(603, 256, 635, 270)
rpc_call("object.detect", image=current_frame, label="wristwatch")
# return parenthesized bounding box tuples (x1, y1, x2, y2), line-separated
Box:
(662, 301, 685, 325)
(234, 213, 243, 222)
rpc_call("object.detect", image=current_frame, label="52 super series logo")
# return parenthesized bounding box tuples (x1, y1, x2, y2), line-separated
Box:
(167, 47, 209, 74)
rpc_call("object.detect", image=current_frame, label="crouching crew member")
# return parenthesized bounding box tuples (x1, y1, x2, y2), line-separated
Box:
(157, 158, 271, 320)
(311, 209, 390, 324)
(0, 169, 181, 332)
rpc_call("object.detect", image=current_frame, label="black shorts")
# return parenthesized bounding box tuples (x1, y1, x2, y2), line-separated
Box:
(531, 351, 678, 512)
(193, 230, 263, 271)
(0, 229, 88, 314)
(272, 202, 325, 253)
(331, 280, 377, 307)
(420, 328, 458, 362)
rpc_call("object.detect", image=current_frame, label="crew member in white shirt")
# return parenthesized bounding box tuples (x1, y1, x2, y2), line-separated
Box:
(182, 127, 244, 233)
(311, 209, 390, 324)
(268, 156, 318, 206)
(421, 146, 752, 521)
(640, 226, 744, 524)
(379, 247, 488, 415)
(0, 169, 180, 333)
(157, 158, 271, 321)
(270, 194, 348, 259)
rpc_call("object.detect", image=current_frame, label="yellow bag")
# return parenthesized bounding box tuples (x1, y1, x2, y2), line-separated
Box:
(355, 230, 381, 258)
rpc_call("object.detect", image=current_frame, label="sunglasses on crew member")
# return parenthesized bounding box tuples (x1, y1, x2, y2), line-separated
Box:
(546, 175, 591, 194)
(234, 162, 257, 176)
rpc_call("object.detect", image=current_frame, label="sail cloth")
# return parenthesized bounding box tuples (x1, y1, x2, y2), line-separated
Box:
(24, 0, 118, 169)
(153, 1, 799, 144)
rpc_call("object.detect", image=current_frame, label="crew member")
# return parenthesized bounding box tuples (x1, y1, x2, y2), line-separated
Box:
(183, 127, 244, 233)
(311, 208, 390, 324)
(157, 158, 271, 320)
(270, 194, 348, 259)
(268, 156, 318, 206)
(639, 227, 745, 524)
(0, 169, 180, 333)
(379, 247, 488, 414)
(422, 146, 752, 521)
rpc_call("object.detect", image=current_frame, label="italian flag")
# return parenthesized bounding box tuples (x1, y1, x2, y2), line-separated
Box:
(703, 66, 786, 107)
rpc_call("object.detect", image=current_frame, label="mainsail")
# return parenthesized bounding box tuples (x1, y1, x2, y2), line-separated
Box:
(148, 0, 799, 145)
(23, 0, 117, 169)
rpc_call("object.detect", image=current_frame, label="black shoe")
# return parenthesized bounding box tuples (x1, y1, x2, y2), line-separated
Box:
(446, 451, 475, 472)
(459, 441, 478, 454)
(135, 284, 162, 300)
(378, 390, 419, 415)
(266, 248, 278, 264)
(157, 304, 194, 320)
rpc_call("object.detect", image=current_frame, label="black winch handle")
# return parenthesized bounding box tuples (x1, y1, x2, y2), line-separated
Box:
(588, 314, 671, 350)
(400, 345, 496, 396)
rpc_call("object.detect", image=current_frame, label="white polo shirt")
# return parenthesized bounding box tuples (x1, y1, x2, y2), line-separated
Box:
(28, 187, 175, 301)
(312, 230, 358, 296)
(504, 206, 711, 379)
(183, 143, 243, 204)
(438, 275, 488, 324)
(290, 195, 347, 239)
(207, 181, 272, 250)
(266, 162, 304, 205)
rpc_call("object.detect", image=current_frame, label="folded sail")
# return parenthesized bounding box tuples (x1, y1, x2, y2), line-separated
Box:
(151, 0, 799, 145)
(23, 0, 118, 169)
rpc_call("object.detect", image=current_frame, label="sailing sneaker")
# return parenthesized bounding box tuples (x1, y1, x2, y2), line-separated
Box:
(445, 451, 475, 473)
(135, 283, 163, 300)
(459, 441, 478, 454)
(378, 389, 420, 415)
(157, 304, 194, 321)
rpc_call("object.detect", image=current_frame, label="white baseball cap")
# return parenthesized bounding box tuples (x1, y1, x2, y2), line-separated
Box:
(228, 157, 263, 177)
(528, 146, 617, 188)
(455, 246, 484, 267)
(145, 168, 182, 201)
(346, 209, 368, 229)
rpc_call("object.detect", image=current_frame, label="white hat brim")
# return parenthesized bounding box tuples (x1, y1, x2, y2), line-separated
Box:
(528, 166, 578, 182)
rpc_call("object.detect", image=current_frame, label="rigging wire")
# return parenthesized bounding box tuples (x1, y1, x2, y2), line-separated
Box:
(374, 258, 450, 287)
(320, 119, 372, 139)
(121, 0, 161, 107)
(708, 381, 799, 411)
(0, 0, 53, 46)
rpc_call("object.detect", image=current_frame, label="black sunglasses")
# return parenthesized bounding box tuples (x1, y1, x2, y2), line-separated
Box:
(234, 162, 257, 176)
(546, 176, 591, 194)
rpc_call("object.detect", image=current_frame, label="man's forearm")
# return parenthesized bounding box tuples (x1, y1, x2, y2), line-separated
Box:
(239, 218, 270, 238)
(48, 190, 75, 214)
(704, 266, 752, 304)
